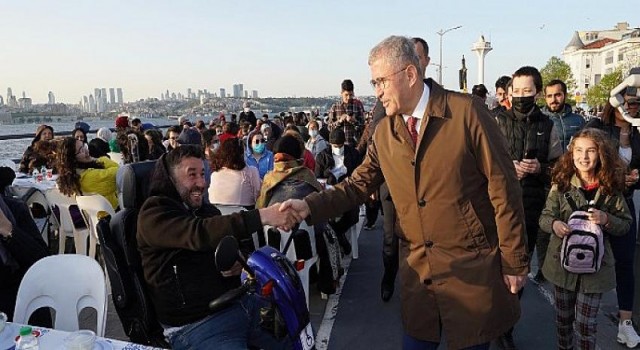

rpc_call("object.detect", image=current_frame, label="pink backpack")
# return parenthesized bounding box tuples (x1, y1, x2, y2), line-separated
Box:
(560, 193, 605, 274)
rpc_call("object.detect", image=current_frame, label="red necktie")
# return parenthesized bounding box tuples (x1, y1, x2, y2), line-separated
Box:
(407, 116, 418, 146)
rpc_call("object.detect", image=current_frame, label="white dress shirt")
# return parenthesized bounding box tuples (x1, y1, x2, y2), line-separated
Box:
(402, 82, 430, 132)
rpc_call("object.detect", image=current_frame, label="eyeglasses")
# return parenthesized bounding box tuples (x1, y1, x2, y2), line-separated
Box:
(370, 66, 408, 90)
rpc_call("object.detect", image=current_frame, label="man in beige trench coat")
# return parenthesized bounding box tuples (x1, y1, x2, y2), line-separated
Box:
(281, 35, 529, 350)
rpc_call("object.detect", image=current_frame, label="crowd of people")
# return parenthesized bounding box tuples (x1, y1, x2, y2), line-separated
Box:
(1, 33, 640, 350)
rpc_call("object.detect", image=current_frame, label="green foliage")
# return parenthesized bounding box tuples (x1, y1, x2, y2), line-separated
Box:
(585, 68, 623, 107)
(540, 56, 576, 92)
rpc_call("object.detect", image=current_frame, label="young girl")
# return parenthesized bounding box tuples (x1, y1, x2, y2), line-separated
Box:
(540, 128, 632, 349)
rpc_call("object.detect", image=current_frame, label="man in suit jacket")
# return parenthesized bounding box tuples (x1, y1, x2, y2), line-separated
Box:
(281, 35, 528, 349)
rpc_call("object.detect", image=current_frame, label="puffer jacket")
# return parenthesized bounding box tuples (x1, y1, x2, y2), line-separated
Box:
(542, 104, 585, 151)
(244, 132, 274, 179)
(539, 176, 631, 293)
(137, 153, 262, 327)
(78, 156, 120, 209)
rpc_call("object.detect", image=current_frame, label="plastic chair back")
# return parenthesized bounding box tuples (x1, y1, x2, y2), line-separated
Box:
(214, 204, 261, 250)
(44, 189, 90, 255)
(76, 194, 116, 259)
(13, 254, 108, 336)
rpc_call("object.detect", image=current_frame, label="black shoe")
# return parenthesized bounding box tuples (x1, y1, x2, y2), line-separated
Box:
(495, 331, 517, 350)
(381, 283, 394, 302)
(336, 233, 351, 256)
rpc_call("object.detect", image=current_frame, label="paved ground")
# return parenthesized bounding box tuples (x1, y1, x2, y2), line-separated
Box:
(80, 211, 635, 349)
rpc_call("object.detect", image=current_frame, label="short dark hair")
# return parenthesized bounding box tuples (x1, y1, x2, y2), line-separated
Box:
(512, 66, 543, 93)
(274, 134, 303, 159)
(545, 79, 568, 95)
(201, 129, 215, 147)
(472, 84, 488, 98)
(495, 75, 511, 91)
(341, 79, 354, 92)
(165, 145, 204, 177)
(411, 37, 429, 56)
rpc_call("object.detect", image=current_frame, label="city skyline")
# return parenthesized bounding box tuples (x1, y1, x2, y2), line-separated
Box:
(0, 1, 637, 104)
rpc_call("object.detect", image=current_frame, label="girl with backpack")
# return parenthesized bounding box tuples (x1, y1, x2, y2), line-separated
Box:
(539, 128, 632, 350)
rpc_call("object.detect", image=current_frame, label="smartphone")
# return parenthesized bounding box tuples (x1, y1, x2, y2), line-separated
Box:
(524, 149, 538, 159)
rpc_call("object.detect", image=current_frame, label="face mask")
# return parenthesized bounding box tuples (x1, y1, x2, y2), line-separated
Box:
(309, 130, 319, 138)
(332, 146, 344, 156)
(253, 143, 266, 154)
(243, 108, 250, 113)
(511, 96, 536, 114)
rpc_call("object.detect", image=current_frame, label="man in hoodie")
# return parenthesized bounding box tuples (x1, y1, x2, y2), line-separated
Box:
(137, 145, 296, 350)
(239, 102, 257, 128)
(541, 79, 585, 151)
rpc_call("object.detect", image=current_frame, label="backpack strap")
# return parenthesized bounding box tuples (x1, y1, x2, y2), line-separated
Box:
(593, 192, 606, 210)
(563, 192, 579, 212)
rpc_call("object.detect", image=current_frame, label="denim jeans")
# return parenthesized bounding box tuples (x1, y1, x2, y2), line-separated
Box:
(169, 295, 292, 350)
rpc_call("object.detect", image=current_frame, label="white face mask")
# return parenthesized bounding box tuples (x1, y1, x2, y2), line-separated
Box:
(331, 146, 344, 156)
(243, 107, 250, 113)
(309, 130, 319, 138)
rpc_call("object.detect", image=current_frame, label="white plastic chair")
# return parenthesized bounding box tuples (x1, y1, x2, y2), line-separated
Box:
(264, 222, 318, 307)
(107, 152, 124, 165)
(214, 204, 260, 250)
(13, 254, 108, 336)
(44, 189, 90, 255)
(76, 194, 116, 259)
(348, 205, 364, 260)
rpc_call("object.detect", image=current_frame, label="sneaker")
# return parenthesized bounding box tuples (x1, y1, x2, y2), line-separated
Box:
(618, 319, 640, 348)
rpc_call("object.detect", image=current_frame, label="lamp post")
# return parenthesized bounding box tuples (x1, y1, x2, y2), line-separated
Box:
(437, 25, 462, 86)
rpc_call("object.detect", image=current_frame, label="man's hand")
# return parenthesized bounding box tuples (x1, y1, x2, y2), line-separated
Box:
(279, 199, 310, 225)
(0, 209, 13, 238)
(503, 274, 526, 294)
(221, 261, 242, 277)
(520, 158, 540, 174)
(513, 160, 526, 180)
(258, 202, 299, 231)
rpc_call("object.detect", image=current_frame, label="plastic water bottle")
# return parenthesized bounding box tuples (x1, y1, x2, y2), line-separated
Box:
(15, 326, 39, 349)
(31, 168, 40, 183)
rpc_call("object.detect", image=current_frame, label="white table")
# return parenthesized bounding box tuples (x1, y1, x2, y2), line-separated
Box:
(0, 322, 164, 349)
(11, 174, 58, 193)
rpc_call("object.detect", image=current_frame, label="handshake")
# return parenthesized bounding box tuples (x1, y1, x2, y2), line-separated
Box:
(258, 199, 311, 231)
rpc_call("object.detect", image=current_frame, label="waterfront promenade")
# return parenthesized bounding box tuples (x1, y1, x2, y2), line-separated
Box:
(92, 213, 632, 349)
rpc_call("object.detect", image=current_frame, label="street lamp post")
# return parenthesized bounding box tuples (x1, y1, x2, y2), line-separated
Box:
(437, 25, 462, 86)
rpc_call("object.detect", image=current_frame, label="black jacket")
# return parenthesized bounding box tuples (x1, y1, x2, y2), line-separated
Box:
(314, 144, 360, 185)
(137, 153, 262, 326)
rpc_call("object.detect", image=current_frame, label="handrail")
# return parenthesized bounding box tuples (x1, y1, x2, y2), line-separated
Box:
(0, 125, 175, 141)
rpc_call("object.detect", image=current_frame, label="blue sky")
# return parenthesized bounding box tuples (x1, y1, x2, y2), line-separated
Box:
(0, 0, 636, 103)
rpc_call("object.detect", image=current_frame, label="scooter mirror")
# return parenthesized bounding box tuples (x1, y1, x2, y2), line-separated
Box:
(215, 236, 239, 272)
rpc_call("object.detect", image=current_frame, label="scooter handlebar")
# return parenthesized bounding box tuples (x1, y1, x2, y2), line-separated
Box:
(208, 283, 250, 313)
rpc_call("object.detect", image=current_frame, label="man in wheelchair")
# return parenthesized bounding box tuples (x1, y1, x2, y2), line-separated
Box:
(137, 145, 296, 349)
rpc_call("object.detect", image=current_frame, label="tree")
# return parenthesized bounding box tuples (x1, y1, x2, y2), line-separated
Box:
(540, 56, 577, 92)
(585, 68, 623, 107)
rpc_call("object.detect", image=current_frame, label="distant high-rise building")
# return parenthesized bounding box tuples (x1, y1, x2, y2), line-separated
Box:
(6, 88, 12, 101)
(18, 97, 32, 109)
(220, 88, 226, 98)
(187, 88, 193, 99)
(89, 94, 96, 113)
(0, 95, 4, 106)
(161, 93, 165, 101)
(83, 96, 89, 112)
(244, 90, 248, 98)
(117, 88, 123, 105)
(233, 84, 244, 98)
(109, 88, 116, 104)
(252, 90, 258, 99)
(22, 91, 26, 99)
(101, 88, 107, 106)
(48, 91, 55, 104)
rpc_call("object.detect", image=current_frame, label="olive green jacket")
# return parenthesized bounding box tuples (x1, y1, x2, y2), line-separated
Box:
(539, 176, 631, 293)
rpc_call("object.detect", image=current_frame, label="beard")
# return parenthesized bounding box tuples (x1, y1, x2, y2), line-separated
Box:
(548, 102, 564, 113)
(176, 184, 204, 208)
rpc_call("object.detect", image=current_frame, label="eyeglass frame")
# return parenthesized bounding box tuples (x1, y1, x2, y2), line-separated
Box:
(370, 66, 409, 90)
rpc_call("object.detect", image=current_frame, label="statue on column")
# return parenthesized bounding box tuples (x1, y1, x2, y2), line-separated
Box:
(459, 55, 468, 93)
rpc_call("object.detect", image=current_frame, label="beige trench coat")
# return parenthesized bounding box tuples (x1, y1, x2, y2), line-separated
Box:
(304, 79, 529, 349)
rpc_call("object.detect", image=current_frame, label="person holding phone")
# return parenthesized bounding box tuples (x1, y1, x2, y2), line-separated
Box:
(495, 66, 563, 349)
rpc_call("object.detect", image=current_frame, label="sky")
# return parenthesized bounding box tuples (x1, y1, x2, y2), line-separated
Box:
(0, 0, 637, 104)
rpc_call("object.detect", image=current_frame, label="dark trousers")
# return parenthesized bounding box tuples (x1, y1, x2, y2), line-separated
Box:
(380, 183, 398, 284)
(365, 198, 380, 226)
(610, 198, 637, 311)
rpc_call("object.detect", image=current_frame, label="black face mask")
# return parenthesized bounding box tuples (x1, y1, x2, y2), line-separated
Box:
(511, 96, 536, 114)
